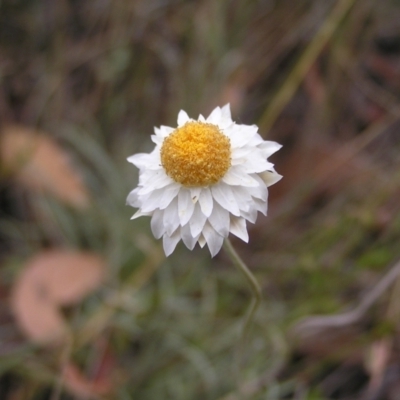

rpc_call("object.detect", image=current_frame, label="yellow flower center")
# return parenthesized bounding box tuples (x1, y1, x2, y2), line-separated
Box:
(160, 121, 231, 187)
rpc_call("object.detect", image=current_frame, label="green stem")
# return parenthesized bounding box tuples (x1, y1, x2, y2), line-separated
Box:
(223, 238, 262, 363)
(223, 239, 262, 397)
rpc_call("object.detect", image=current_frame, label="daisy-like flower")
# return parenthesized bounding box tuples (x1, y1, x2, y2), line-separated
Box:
(127, 104, 282, 257)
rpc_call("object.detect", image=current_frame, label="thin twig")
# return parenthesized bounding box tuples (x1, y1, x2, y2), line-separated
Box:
(293, 259, 400, 336)
(223, 238, 262, 394)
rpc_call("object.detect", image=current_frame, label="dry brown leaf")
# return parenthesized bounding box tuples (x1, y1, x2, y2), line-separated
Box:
(11, 260, 68, 344)
(1, 125, 89, 208)
(11, 250, 105, 344)
(28, 251, 106, 304)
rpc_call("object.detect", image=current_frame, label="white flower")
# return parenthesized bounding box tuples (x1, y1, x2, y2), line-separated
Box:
(127, 104, 282, 257)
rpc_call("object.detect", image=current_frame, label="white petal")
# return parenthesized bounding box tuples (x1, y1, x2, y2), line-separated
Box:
(163, 231, 181, 256)
(241, 155, 274, 173)
(141, 189, 164, 212)
(178, 188, 195, 225)
(230, 186, 252, 212)
(241, 207, 258, 224)
(126, 188, 140, 207)
(229, 217, 249, 242)
(140, 185, 178, 213)
(151, 135, 164, 146)
(206, 106, 222, 124)
(160, 125, 175, 136)
(159, 184, 181, 209)
(138, 167, 161, 185)
(177, 110, 190, 126)
(254, 198, 268, 215)
(222, 166, 260, 187)
(190, 187, 202, 204)
(189, 204, 207, 237)
(221, 104, 231, 120)
(208, 202, 229, 236)
(231, 147, 253, 164)
(247, 175, 268, 200)
(227, 125, 258, 148)
(258, 141, 282, 158)
(151, 136, 162, 146)
(211, 183, 240, 216)
(154, 126, 169, 138)
(163, 198, 180, 236)
(138, 172, 174, 195)
(127, 153, 154, 169)
(202, 223, 224, 257)
(218, 119, 233, 130)
(133, 150, 161, 172)
(259, 170, 283, 187)
(247, 133, 264, 147)
(199, 188, 213, 217)
(151, 209, 165, 239)
(198, 235, 206, 248)
(181, 223, 198, 250)
(131, 210, 151, 220)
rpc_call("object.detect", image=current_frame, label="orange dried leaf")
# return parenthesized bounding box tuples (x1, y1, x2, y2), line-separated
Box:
(11, 250, 105, 344)
(31, 250, 106, 305)
(11, 261, 68, 344)
(1, 125, 89, 208)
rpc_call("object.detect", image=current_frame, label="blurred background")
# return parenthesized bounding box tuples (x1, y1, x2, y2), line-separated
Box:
(1, 0, 400, 399)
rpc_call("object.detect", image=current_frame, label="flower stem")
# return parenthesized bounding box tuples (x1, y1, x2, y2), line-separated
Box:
(224, 238, 261, 399)
(223, 238, 262, 381)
